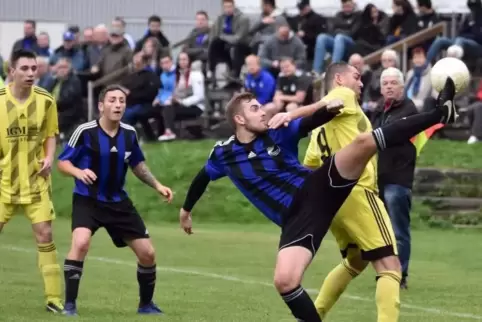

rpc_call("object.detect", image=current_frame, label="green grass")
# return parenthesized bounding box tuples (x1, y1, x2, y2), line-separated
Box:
(1, 218, 482, 322)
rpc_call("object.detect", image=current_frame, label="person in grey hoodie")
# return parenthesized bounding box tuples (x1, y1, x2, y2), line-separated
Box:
(259, 23, 306, 76)
(250, 0, 288, 54)
(208, 0, 251, 78)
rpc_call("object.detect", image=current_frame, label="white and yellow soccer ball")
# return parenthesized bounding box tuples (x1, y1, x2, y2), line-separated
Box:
(431, 57, 471, 93)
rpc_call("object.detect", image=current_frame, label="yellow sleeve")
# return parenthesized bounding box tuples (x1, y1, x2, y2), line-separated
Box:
(322, 87, 358, 116)
(303, 128, 322, 168)
(45, 99, 59, 137)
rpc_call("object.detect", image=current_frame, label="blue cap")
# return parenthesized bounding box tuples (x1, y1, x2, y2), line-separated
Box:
(63, 31, 75, 41)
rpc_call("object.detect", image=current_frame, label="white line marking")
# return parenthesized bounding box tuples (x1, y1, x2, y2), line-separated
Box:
(2, 245, 482, 320)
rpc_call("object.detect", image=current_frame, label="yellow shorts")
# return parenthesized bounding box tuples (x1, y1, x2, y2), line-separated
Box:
(0, 193, 56, 224)
(330, 186, 397, 261)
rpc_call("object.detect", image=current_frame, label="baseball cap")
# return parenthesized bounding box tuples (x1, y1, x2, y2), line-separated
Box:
(63, 31, 75, 41)
(297, 0, 309, 10)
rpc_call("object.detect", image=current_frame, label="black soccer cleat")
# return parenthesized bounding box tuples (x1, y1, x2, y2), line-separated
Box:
(436, 77, 458, 124)
(46, 301, 64, 313)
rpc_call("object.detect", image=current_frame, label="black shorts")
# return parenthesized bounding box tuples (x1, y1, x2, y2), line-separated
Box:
(72, 194, 149, 248)
(279, 156, 358, 256)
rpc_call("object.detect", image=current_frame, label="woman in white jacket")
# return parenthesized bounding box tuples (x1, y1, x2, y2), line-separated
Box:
(158, 51, 205, 141)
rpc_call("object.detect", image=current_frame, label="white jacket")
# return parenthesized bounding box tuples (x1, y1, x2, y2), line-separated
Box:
(179, 70, 205, 111)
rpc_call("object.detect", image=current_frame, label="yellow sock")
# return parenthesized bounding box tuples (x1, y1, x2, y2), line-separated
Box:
(314, 260, 359, 319)
(38, 242, 62, 305)
(376, 271, 401, 322)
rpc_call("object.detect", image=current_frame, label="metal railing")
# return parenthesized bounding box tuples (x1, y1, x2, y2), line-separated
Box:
(313, 21, 448, 100)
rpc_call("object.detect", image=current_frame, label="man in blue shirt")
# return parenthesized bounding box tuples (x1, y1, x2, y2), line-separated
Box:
(57, 84, 173, 316)
(179, 65, 457, 321)
(244, 54, 276, 105)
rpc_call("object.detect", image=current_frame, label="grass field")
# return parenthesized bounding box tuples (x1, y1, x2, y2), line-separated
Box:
(1, 139, 482, 321)
(1, 218, 482, 322)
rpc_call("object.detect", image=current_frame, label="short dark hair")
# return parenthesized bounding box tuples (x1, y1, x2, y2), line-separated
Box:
(223, 0, 234, 4)
(324, 62, 351, 91)
(263, 0, 276, 6)
(98, 84, 127, 102)
(148, 15, 161, 24)
(280, 56, 294, 64)
(10, 49, 37, 67)
(24, 19, 36, 28)
(196, 10, 209, 19)
(114, 16, 126, 27)
(225, 92, 256, 129)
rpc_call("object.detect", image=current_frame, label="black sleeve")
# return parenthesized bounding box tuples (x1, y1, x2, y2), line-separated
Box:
(182, 167, 211, 212)
(298, 108, 338, 137)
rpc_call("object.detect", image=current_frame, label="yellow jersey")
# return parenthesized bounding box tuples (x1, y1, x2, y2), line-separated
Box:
(0, 84, 59, 204)
(303, 86, 378, 192)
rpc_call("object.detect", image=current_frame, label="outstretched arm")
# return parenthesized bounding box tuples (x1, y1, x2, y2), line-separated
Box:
(132, 162, 173, 202)
(182, 167, 211, 212)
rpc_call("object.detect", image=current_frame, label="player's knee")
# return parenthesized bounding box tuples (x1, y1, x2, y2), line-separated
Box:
(72, 236, 91, 256)
(137, 243, 156, 266)
(33, 222, 53, 243)
(273, 270, 301, 293)
(372, 255, 401, 273)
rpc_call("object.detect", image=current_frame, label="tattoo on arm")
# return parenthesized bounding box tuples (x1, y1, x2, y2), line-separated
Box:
(132, 162, 159, 189)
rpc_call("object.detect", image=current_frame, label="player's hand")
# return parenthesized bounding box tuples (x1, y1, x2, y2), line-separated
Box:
(38, 157, 53, 178)
(325, 99, 344, 113)
(179, 208, 193, 235)
(74, 168, 97, 185)
(268, 112, 292, 129)
(156, 184, 173, 203)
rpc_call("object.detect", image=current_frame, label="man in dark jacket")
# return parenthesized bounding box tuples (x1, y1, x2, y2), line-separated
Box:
(312, 0, 359, 73)
(50, 31, 86, 72)
(11, 20, 39, 55)
(371, 67, 418, 290)
(183, 11, 210, 63)
(121, 52, 161, 141)
(296, 0, 328, 62)
(135, 15, 170, 53)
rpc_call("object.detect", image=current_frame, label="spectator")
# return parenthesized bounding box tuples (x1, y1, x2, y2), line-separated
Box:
(250, 0, 288, 54)
(36, 32, 52, 58)
(405, 47, 433, 112)
(153, 54, 176, 107)
(91, 27, 132, 85)
(386, 0, 418, 45)
(264, 57, 311, 116)
(348, 53, 371, 100)
(208, 0, 251, 78)
(11, 20, 38, 55)
(142, 37, 163, 73)
(296, 0, 329, 63)
(259, 23, 306, 75)
(244, 54, 276, 105)
(112, 17, 136, 50)
(417, 0, 440, 30)
(351, 4, 389, 56)
(363, 49, 399, 113)
(44, 57, 83, 139)
(158, 52, 205, 142)
(184, 11, 211, 64)
(371, 67, 418, 290)
(85, 24, 109, 69)
(425, 0, 482, 63)
(312, 0, 359, 74)
(68, 25, 81, 46)
(121, 52, 161, 132)
(467, 80, 482, 144)
(49, 31, 85, 72)
(79, 27, 94, 61)
(135, 15, 170, 53)
(35, 56, 52, 89)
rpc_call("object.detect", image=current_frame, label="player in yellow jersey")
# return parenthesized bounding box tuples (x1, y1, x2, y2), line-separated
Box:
(0, 50, 63, 313)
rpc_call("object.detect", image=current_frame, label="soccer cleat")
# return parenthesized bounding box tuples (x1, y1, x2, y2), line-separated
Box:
(62, 302, 78, 316)
(46, 300, 64, 314)
(436, 76, 458, 124)
(400, 277, 408, 290)
(137, 302, 164, 315)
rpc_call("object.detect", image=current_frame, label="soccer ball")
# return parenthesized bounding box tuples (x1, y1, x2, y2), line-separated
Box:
(431, 57, 470, 93)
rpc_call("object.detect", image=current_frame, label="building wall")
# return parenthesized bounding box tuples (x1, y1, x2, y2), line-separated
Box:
(0, 0, 223, 42)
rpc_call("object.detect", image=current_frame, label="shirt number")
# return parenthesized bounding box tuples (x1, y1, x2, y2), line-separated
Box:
(316, 128, 331, 162)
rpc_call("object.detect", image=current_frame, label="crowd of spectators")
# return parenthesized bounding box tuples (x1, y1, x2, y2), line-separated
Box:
(0, 0, 481, 143)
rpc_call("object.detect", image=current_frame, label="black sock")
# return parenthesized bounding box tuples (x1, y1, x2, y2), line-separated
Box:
(372, 109, 443, 151)
(137, 263, 156, 306)
(280, 285, 321, 322)
(64, 259, 84, 304)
